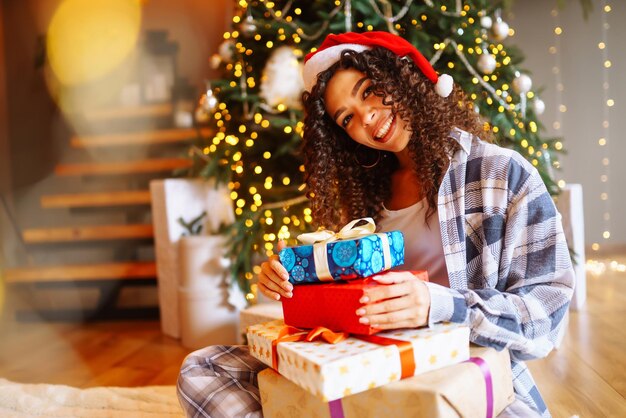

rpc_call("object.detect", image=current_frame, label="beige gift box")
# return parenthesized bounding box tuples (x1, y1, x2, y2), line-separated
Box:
(238, 303, 284, 343)
(247, 319, 470, 402)
(259, 346, 514, 418)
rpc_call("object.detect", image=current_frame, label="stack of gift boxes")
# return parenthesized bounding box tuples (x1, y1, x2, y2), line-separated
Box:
(246, 220, 515, 417)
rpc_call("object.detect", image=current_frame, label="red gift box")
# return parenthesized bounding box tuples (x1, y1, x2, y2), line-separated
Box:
(281, 271, 429, 335)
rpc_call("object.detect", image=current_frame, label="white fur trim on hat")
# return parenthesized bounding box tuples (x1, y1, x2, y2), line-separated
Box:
(303, 44, 371, 92)
(435, 74, 453, 98)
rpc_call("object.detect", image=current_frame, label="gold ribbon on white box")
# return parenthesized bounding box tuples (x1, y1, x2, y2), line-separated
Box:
(296, 218, 391, 281)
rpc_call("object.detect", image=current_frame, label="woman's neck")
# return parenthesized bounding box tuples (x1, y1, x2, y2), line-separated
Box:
(395, 147, 413, 171)
(386, 148, 422, 210)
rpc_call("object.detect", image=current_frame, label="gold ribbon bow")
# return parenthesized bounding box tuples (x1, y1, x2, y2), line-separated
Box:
(294, 217, 392, 282)
(297, 217, 376, 245)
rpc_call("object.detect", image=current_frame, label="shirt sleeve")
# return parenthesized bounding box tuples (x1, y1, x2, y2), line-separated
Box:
(427, 163, 575, 362)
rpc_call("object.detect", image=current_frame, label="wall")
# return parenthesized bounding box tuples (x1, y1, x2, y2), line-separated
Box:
(141, 0, 232, 86)
(510, 0, 625, 250)
(3, 0, 231, 191)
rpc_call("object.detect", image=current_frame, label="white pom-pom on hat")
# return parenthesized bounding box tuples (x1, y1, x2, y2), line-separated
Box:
(435, 74, 454, 98)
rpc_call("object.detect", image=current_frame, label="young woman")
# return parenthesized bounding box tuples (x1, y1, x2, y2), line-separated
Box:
(178, 32, 574, 418)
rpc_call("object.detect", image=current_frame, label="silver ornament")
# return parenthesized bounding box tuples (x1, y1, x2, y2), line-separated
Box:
(492, 19, 509, 41)
(512, 74, 532, 94)
(198, 82, 218, 114)
(194, 107, 210, 124)
(218, 40, 234, 62)
(210, 54, 222, 70)
(477, 53, 497, 74)
(532, 98, 546, 115)
(240, 14, 257, 36)
(480, 15, 493, 29)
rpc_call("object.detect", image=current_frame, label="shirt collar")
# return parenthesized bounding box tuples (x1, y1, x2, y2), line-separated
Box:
(449, 127, 472, 155)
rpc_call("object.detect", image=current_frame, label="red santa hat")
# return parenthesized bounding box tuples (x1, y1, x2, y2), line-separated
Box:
(303, 31, 453, 97)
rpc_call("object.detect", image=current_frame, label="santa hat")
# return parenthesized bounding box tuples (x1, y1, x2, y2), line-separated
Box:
(303, 31, 453, 98)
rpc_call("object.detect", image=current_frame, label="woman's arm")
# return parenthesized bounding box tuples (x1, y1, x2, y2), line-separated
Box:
(427, 169, 575, 361)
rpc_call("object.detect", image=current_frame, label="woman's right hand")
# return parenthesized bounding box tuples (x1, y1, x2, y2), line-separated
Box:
(258, 240, 293, 300)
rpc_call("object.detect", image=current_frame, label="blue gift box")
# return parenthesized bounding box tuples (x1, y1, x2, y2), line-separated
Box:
(279, 231, 404, 284)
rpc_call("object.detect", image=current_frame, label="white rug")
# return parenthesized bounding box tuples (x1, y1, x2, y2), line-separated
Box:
(0, 378, 184, 417)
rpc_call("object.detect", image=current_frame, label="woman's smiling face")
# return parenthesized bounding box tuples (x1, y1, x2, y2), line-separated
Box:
(323, 68, 411, 153)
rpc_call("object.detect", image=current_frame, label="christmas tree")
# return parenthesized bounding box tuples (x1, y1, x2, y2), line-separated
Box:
(188, 0, 564, 303)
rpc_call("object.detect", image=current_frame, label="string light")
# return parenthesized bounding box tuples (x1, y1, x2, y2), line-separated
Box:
(592, 1, 613, 252)
(586, 259, 626, 276)
(549, 8, 564, 140)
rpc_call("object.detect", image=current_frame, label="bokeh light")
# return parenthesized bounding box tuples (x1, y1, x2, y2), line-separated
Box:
(46, 0, 142, 85)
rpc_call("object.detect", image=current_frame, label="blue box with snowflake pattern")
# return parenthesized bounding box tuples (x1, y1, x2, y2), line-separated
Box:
(278, 231, 404, 284)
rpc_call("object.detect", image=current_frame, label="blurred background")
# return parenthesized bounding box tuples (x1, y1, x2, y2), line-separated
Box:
(0, 0, 233, 319)
(0, 1, 624, 416)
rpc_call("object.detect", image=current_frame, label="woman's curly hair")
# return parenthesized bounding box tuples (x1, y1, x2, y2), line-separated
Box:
(302, 47, 490, 230)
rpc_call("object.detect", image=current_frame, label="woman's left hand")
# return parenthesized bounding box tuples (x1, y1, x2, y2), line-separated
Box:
(356, 271, 431, 330)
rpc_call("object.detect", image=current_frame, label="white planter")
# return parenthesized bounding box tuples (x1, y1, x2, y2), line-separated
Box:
(150, 178, 234, 338)
(179, 286, 238, 349)
(178, 235, 238, 349)
(178, 235, 230, 288)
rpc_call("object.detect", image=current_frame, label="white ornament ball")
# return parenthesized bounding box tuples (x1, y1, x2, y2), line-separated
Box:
(195, 107, 210, 123)
(480, 16, 493, 29)
(175, 110, 194, 128)
(477, 54, 497, 74)
(210, 54, 222, 70)
(240, 15, 257, 36)
(198, 87, 218, 115)
(492, 19, 510, 41)
(204, 94, 218, 112)
(260, 46, 305, 110)
(218, 40, 234, 62)
(532, 98, 546, 115)
(512, 74, 532, 94)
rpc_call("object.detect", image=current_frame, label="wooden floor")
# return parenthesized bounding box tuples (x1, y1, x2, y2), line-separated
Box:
(1, 258, 625, 417)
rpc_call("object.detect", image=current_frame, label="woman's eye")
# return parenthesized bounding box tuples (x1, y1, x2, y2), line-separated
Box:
(342, 114, 353, 128)
(362, 85, 373, 99)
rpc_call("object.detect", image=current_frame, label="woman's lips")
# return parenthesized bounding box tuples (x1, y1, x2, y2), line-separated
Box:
(374, 115, 396, 144)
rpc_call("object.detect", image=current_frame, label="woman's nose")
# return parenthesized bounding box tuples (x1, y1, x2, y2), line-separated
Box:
(360, 107, 376, 127)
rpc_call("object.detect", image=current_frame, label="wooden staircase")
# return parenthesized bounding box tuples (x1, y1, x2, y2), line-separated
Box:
(7, 99, 204, 321)
(4, 262, 157, 283)
(41, 190, 152, 209)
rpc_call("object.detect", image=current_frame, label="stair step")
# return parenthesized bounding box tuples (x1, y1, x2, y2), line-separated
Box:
(22, 224, 154, 243)
(54, 158, 191, 176)
(41, 190, 152, 209)
(82, 103, 173, 122)
(3, 261, 157, 283)
(71, 127, 211, 148)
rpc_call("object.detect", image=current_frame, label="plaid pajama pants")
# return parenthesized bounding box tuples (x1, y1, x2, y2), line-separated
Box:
(177, 345, 541, 418)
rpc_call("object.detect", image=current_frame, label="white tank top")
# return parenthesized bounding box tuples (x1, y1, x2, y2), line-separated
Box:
(377, 198, 449, 287)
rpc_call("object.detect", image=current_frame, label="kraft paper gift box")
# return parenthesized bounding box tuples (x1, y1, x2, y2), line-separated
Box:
(246, 319, 470, 402)
(258, 346, 515, 418)
(282, 273, 428, 335)
(279, 218, 404, 285)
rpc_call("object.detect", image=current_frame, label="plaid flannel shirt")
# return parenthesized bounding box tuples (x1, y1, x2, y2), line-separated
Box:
(426, 128, 575, 417)
(177, 129, 574, 418)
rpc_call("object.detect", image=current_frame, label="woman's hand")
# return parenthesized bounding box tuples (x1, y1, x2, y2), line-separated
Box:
(258, 240, 293, 300)
(356, 271, 431, 330)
